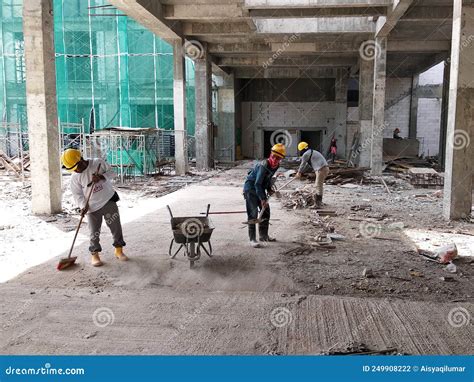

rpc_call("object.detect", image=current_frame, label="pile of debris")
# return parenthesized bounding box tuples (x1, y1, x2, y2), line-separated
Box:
(0, 150, 30, 177)
(280, 187, 317, 209)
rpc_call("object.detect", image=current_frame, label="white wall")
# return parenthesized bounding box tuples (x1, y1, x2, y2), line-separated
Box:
(241, 101, 338, 158)
(384, 77, 412, 138)
(416, 98, 442, 157)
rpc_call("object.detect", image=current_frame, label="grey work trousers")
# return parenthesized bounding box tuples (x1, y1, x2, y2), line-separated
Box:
(87, 200, 126, 253)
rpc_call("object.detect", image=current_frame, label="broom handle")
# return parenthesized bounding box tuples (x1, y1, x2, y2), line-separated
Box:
(66, 163, 101, 259)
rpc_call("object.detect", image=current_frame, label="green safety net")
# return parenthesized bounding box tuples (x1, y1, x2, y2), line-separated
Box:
(0, 0, 196, 136)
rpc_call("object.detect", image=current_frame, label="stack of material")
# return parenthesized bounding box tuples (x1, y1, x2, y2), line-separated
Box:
(326, 166, 370, 185)
(385, 156, 440, 173)
(408, 167, 444, 188)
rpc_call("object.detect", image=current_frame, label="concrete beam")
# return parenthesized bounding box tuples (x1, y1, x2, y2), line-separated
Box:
(370, 36, 387, 175)
(443, 2, 474, 220)
(23, 0, 62, 214)
(255, 17, 376, 34)
(172, 39, 188, 176)
(208, 40, 450, 55)
(108, 0, 182, 40)
(402, 6, 452, 21)
(387, 40, 450, 53)
(376, 0, 414, 37)
(244, 0, 392, 8)
(249, 7, 387, 17)
(233, 67, 338, 78)
(183, 22, 252, 35)
(217, 56, 357, 67)
(163, 3, 244, 19)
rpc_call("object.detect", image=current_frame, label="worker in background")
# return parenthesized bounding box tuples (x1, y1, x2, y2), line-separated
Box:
(329, 137, 337, 163)
(61, 149, 128, 267)
(243, 143, 285, 248)
(295, 142, 329, 207)
(393, 128, 403, 140)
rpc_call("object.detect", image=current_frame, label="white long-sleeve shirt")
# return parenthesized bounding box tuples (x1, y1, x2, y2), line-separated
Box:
(298, 149, 328, 172)
(70, 158, 116, 213)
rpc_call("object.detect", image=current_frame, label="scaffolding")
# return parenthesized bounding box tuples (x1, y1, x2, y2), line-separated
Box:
(0, 0, 197, 176)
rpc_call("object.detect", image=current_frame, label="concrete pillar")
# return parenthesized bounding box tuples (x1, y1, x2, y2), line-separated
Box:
(443, 1, 474, 220)
(215, 73, 236, 161)
(408, 74, 419, 139)
(195, 44, 213, 170)
(334, 68, 348, 158)
(370, 37, 387, 175)
(172, 40, 188, 175)
(438, 60, 450, 169)
(358, 56, 374, 167)
(23, 0, 62, 215)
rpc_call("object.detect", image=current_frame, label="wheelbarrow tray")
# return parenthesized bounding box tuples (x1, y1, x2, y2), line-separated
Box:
(170, 216, 214, 244)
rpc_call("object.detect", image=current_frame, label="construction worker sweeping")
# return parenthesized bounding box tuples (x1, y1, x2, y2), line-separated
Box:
(243, 143, 285, 248)
(295, 141, 329, 208)
(61, 149, 128, 267)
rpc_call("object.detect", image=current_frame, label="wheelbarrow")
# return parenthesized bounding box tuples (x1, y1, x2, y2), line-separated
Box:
(167, 204, 214, 268)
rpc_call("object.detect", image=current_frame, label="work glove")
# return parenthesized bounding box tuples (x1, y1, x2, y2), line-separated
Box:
(260, 199, 269, 209)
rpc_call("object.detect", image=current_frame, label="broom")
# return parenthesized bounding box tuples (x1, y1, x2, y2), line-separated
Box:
(57, 163, 101, 270)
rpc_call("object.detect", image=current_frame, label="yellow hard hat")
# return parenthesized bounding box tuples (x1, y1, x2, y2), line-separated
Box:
(271, 143, 286, 158)
(298, 141, 309, 151)
(61, 148, 82, 172)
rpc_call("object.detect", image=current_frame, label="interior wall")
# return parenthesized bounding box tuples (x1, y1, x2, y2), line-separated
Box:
(239, 78, 340, 159)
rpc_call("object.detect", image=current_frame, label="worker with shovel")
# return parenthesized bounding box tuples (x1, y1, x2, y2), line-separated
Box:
(295, 142, 329, 208)
(61, 149, 128, 267)
(243, 143, 285, 248)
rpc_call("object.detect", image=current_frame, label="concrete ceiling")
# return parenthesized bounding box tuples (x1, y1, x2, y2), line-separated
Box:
(108, 0, 461, 78)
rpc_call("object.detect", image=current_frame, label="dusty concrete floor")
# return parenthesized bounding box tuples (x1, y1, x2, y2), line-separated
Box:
(0, 164, 473, 355)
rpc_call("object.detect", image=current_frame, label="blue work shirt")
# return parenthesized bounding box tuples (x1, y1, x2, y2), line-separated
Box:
(243, 159, 278, 201)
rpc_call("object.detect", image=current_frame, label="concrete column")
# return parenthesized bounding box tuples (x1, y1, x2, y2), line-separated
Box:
(172, 40, 188, 175)
(443, 1, 474, 220)
(438, 60, 450, 169)
(195, 44, 213, 170)
(370, 36, 387, 175)
(408, 74, 419, 139)
(215, 73, 236, 162)
(358, 56, 374, 167)
(23, 0, 62, 215)
(334, 68, 348, 158)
